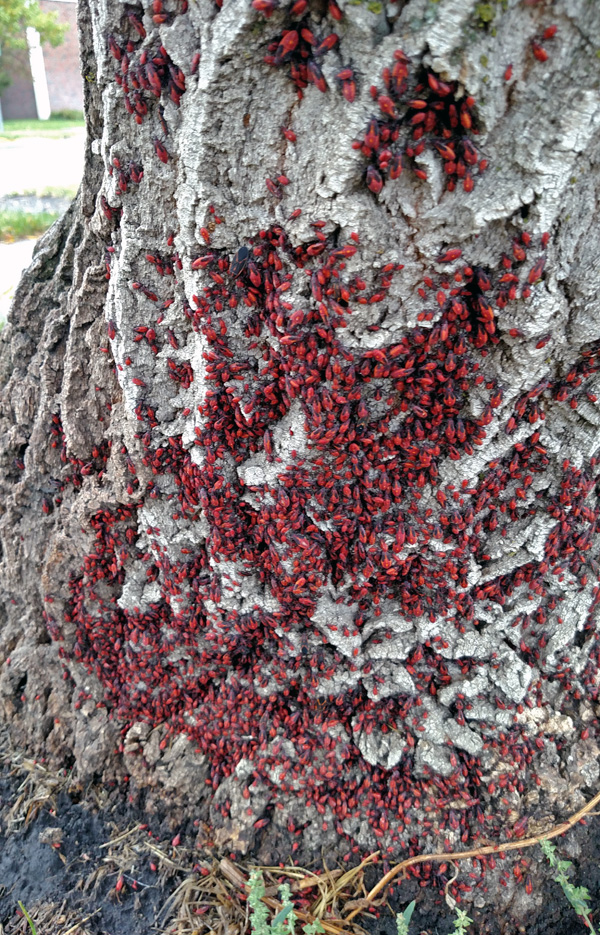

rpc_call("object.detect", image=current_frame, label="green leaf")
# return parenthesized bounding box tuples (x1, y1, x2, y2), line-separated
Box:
(272, 904, 293, 927)
(17, 903, 37, 935)
(397, 900, 416, 935)
(453, 907, 474, 934)
(302, 921, 325, 935)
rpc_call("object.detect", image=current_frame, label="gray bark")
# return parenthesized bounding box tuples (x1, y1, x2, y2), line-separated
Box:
(1, 0, 600, 902)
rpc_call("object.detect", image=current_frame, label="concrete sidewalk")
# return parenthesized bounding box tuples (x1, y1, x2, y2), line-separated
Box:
(0, 130, 85, 323)
(0, 129, 85, 197)
(0, 239, 37, 323)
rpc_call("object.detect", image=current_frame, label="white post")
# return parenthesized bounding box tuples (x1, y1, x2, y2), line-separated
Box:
(26, 27, 51, 121)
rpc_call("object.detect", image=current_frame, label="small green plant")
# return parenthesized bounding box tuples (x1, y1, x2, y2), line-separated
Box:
(17, 902, 37, 935)
(541, 839, 598, 935)
(396, 899, 416, 935)
(451, 907, 474, 935)
(396, 900, 471, 935)
(247, 869, 324, 935)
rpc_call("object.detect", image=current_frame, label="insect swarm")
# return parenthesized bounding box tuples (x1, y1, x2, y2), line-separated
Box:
(22, 1, 597, 900)
(353, 54, 485, 196)
(48, 201, 600, 873)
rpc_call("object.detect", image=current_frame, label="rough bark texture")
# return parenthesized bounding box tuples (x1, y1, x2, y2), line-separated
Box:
(1, 0, 600, 916)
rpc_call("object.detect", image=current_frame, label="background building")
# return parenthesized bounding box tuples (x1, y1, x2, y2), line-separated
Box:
(0, 0, 83, 120)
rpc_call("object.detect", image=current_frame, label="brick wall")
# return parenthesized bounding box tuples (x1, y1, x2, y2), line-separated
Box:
(0, 0, 83, 120)
(40, 0, 84, 114)
(0, 49, 38, 121)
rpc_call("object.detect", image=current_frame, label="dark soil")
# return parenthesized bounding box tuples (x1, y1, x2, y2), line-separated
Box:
(0, 776, 167, 935)
(361, 819, 600, 935)
(0, 759, 599, 935)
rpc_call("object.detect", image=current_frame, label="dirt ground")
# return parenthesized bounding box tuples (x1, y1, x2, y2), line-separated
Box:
(0, 742, 598, 935)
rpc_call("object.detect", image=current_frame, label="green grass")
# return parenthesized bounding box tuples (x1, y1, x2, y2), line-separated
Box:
(5, 185, 78, 199)
(0, 116, 84, 139)
(17, 902, 37, 935)
(51, 109, 84, 121)
(0, 210, 60, 242)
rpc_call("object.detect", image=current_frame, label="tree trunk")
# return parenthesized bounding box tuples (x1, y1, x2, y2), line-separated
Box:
(1, 0, 600, 912)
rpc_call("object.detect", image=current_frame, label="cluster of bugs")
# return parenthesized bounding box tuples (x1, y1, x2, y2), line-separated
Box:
(46, 214, 600, 867)
(146, 0, 190, 27)
(105, 2, 198, 168)
(262, 19, 340, 96)
(354, 53, 485, 195)
(531, 23, 558, 63)
(253, 0, 343, 22)
(167, 358, 194, 388)
(46, 414, 112, 506)
(107, 37, 187, 122)
(252, 0, 367, 106)
(254, 5, 484, 198)
(108, 156, 144, 194)
(553, 343, 600, 409)
(419, 231, 547, 351)
(100, 195, 122, 225)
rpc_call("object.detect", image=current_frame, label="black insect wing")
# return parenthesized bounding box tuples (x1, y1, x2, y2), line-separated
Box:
(230, 245, 250, 278)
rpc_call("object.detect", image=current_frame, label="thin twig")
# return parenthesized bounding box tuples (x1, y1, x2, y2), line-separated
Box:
(99, 824, 144, 849)
(344, 787, 600, 922)
(60, 909, 101, 935)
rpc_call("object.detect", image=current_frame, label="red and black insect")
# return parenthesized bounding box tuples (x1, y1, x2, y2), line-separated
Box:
(230, 245, 250, 278)
(354, 54, 484, 197)
(49, 209, 600, 875)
